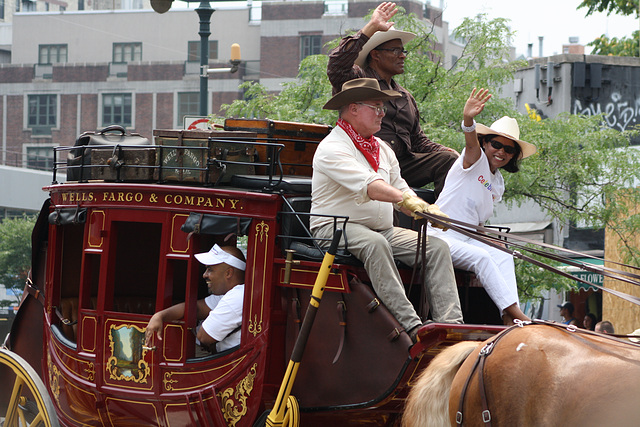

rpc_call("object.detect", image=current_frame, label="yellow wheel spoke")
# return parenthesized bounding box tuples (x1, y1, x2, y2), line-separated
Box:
(0, 349, 59, 427)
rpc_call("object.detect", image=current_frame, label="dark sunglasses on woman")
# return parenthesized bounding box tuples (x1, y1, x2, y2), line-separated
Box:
(488, 139, 517, 155)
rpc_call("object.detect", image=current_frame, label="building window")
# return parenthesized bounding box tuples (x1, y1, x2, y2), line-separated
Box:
(26, 146, 54, 171)
(113, 42, 142, 63)
(102, 93, 132, 127)
(1, 0, 5, 20)
(21, 0, 35, 12)
(324, 0, 347, 15)
(177, 92, 200, 125)
(300, 35, 322, 61)
(39, 44, 68, 65)
(187, 41, 218, 62)
(27, 94, 57, 136)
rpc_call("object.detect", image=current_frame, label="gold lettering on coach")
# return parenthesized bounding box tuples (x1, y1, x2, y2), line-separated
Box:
(61, 192, 95, 203)
(60, 191, 240, 210)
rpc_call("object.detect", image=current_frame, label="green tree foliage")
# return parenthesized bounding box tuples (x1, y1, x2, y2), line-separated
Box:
(0, 215, 36, 307)
(578, 0, 638, 16)
(589, 31, 639, 56)
(219, 9, 640, 299)
(578, 0, 640, 55)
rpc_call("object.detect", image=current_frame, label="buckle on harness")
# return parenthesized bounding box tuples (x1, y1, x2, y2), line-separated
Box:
(456, 411, 463, 425)
(482, 409, 491, 423)
(479, 341, 494, 356)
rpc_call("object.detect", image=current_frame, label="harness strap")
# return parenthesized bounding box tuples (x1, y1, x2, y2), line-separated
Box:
(456, 320, 640, 426)
(456, 323, 523, 426)
(332, 299, 347, 364)
(25, 277, 45, 306)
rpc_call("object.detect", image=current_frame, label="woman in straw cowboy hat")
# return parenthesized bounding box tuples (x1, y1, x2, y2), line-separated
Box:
(428, 88, 537, 325)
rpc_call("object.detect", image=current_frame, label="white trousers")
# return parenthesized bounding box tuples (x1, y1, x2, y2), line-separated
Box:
(433, 229, 519, 313)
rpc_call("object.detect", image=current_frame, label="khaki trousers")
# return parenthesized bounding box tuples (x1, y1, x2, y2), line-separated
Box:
(313, 223, 463, 332)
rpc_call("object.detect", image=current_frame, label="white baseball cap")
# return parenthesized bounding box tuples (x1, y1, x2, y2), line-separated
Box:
(194, 244, 246, 271)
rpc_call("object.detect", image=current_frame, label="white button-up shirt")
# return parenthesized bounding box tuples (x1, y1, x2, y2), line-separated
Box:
(310, 126, 413, 232)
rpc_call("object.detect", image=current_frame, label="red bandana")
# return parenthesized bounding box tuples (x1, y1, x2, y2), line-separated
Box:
(337, 118, 380, 171)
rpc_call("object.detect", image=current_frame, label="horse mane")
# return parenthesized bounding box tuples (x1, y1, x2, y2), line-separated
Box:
(402, 341, 481, 427)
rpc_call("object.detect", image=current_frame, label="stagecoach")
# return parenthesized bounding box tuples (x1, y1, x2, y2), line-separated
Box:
(0, 119, 555, 426)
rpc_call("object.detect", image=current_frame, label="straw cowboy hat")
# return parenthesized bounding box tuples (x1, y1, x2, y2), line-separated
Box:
(323, 78, 401, 110)
(629, 328, 640, 343)
(355, 27, 416, 68)
(476, 116, 537, 159)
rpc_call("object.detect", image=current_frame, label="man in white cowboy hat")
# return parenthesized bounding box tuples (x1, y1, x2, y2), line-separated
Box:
(327, 2, 458, 197)
(427, 88, 537, 324)
(311, 77, 464, 342)
(145, 244, 246, 353)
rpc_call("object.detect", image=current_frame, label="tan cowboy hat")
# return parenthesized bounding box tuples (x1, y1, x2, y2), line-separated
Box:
(323, 78, 401, 110)
(476, 116, 537, 159)
(355, 27, 416, 68)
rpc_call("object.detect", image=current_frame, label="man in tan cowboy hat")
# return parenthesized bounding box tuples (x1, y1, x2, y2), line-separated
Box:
(327, 2, 458, 197)
(310, 78, 464, 342)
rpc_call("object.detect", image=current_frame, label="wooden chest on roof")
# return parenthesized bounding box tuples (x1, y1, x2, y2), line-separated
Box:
(223, 118, 332, 177)
(153, 129, 257, 184)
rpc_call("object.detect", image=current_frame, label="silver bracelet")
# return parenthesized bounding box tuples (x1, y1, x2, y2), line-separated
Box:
(461, 120, 476, 133)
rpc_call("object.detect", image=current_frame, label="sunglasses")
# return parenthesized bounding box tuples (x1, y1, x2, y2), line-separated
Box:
(488, 139, 517, 155)
(374, 47, 408, 56)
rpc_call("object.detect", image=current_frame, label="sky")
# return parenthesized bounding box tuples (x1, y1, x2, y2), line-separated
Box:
(440, 0, 639, 57)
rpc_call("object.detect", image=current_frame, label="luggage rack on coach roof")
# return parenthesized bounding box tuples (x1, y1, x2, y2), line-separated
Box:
(53, 119, 332, 191)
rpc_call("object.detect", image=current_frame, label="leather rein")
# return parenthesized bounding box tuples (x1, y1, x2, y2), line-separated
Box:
(413, 211, 640, 307)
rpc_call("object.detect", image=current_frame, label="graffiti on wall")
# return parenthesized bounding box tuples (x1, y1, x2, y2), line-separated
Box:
(573, 91, 640, 132)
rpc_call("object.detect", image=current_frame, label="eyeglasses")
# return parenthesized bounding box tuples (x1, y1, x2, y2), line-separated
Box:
(488, 139, 517, 155)
(356, 103, 387, 116)
(375, 47, 408, 56)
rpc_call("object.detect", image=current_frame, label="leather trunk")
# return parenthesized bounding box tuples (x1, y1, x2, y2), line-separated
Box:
(153, 129, 257, 184)
(89, 147, 156, 181)
(223, 118, 331, 177)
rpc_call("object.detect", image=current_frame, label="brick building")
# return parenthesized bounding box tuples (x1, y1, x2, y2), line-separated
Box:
(0, 0, 458, 172)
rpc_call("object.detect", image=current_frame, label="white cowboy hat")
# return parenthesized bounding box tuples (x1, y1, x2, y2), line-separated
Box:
(476, 116, 537, 159)
(323, 78, 401, 110)
(355, 27, 416, 68)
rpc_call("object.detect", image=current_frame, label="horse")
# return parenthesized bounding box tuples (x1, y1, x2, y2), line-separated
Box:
(402, 322, 640, 427)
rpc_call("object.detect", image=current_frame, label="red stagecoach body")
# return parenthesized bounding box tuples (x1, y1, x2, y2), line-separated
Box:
(2, 120, 506, 426)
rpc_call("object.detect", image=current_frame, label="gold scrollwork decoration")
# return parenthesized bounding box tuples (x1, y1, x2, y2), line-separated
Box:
(163, 372, 179, 391)
(47, 353, 61, 403)
(255, 221, 269, 243)
(106, 323, 150, 383)
(248, 314, 263, 337)
(84, 362, 95, 382)
(217, 363, 257, 427)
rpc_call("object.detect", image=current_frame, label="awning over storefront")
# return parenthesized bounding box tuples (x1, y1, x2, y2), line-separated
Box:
(567, 258, 604, 291)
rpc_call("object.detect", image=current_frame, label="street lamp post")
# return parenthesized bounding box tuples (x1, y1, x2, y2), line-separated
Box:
(196, 1, 214, 117)
(151, 0, 241, 117)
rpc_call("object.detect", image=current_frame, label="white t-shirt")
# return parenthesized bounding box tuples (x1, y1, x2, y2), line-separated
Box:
(435, 148, 504, 227)
(200, 284, 244, 352)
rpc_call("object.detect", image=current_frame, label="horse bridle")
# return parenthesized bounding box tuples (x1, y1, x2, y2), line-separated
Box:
(455, 320, 640, 426)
